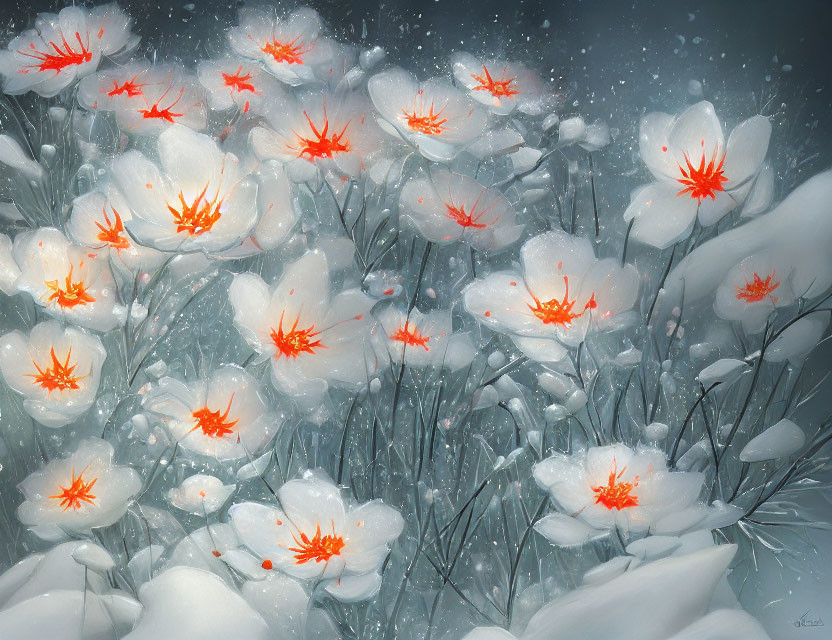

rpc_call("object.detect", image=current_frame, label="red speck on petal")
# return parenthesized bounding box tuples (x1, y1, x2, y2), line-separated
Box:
(383, 288, 394, 295)
(212, 550, 221, 557)
(661, 146, 667, 152)
(261, 559, 273, 570)
(484, 310, 491, 317)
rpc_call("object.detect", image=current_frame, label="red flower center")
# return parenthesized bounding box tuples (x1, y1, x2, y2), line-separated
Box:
(139, 85, 185, 123)
(168, 185, 222, 236)
(288, 523, 345, 564)
(402, 98, 448, 135)
(390, 322, 430, 351)
(95, 207, 130, 249)
(675, 147, 728, 201)
(291, 109, 350, 160)
(19, 31, 92, 73)
(50, 468, 97, 511)
(527, 276, 596, 326)
(735, 271, 780, 303)
(591, 460, 639, 510)
(471, 65, 519, 101)
(107, 75, 145, 97)
(221, 65, 256, 93)
(261, 36, 310, 65)
(190, 394, 239, 439)
(27, 346, 84, 392)
(270, 311, 325, 359)
(45, 265, 95, 309)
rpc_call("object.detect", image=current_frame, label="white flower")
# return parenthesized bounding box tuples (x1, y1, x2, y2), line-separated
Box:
(78, 64, 207, 135)
(451, 51, 553, 116)
(713, 253, 795, 333)
(17, 438, 141, 533)
(110, 124, 259, 253)
(141, 365, 275, 461)
(399, 167, 523, 252)
(0, 4, 138, 97)
(250, 87, 384, 184)
(368, 67, 487, 162)
(229, 471, 404, 602)
(624, 101, 772, 249)
(197, 57, 281, 114)
(11, 227, 120, 332)
(67, 188, 165, 272)
(228, 250, 378, 400)
(463, 230, 639, 362)
(533, 444, 704, 535)
(167, 475, 236, 516)
(0, 320, 106, 428)
(374, 306, 475, 370)
(228, 7, 339, 87)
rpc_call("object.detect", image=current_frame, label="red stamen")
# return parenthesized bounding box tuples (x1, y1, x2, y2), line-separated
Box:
(390, 322, 430, 351)
(44, 265, 95, 309)
(26, 346, 84, 392)
(167, 184, 222, 236)
(270, 310, 325, 359)
(221, 65, 256, 93)
(288, 522, 345, 564)
(139, 87, 185, 123)
(675, 147, 728, 201)
(261, 35, 310, 65)
(591, 459, 639, 510)
(189, 394, 239, 438)
(527, 276, 596, 326)
(402, 98, 448, 135)
(18, 31, 92, 74)
(94, 207, 130, 249)
(291, 108, 350, 160)
(49, 468, 97, 511)
(735, 271, 780, 303)
(470, 65, 519, 102)
(107, 74, 145, 97)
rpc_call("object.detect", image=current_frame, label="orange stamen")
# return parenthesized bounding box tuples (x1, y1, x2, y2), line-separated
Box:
(445, 192, 490, 228)
(291, 109, 350, 160)
(270, 310, 325, 359)
(288, 522, 345, 564)
(591, 459, 639, 510)
(107, 74, 145, 97)
(261, 35, 310, 65)
(26, 346, 84, 392)
(390, 322, 430, 351)
(189, 394, 239, 438)
(402, 99, 448, 135)
(221, 65, 256, 93)
(471, 65, 519, 101)
(527, 276, 596, 326)
(139, 86, 185, 123)
(45, 265, 95, 309)
(94, 207, 130, 249)
(18, 31, 92, 73)
(167, 184, 222, 236)
(49, 468, 97, 511)
(735, 271, 780, 303)
(675, 147, 728, 201)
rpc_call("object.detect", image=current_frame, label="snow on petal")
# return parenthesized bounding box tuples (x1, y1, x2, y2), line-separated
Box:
(522, 545, 737, 640)
(123, 566, 271, 640)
